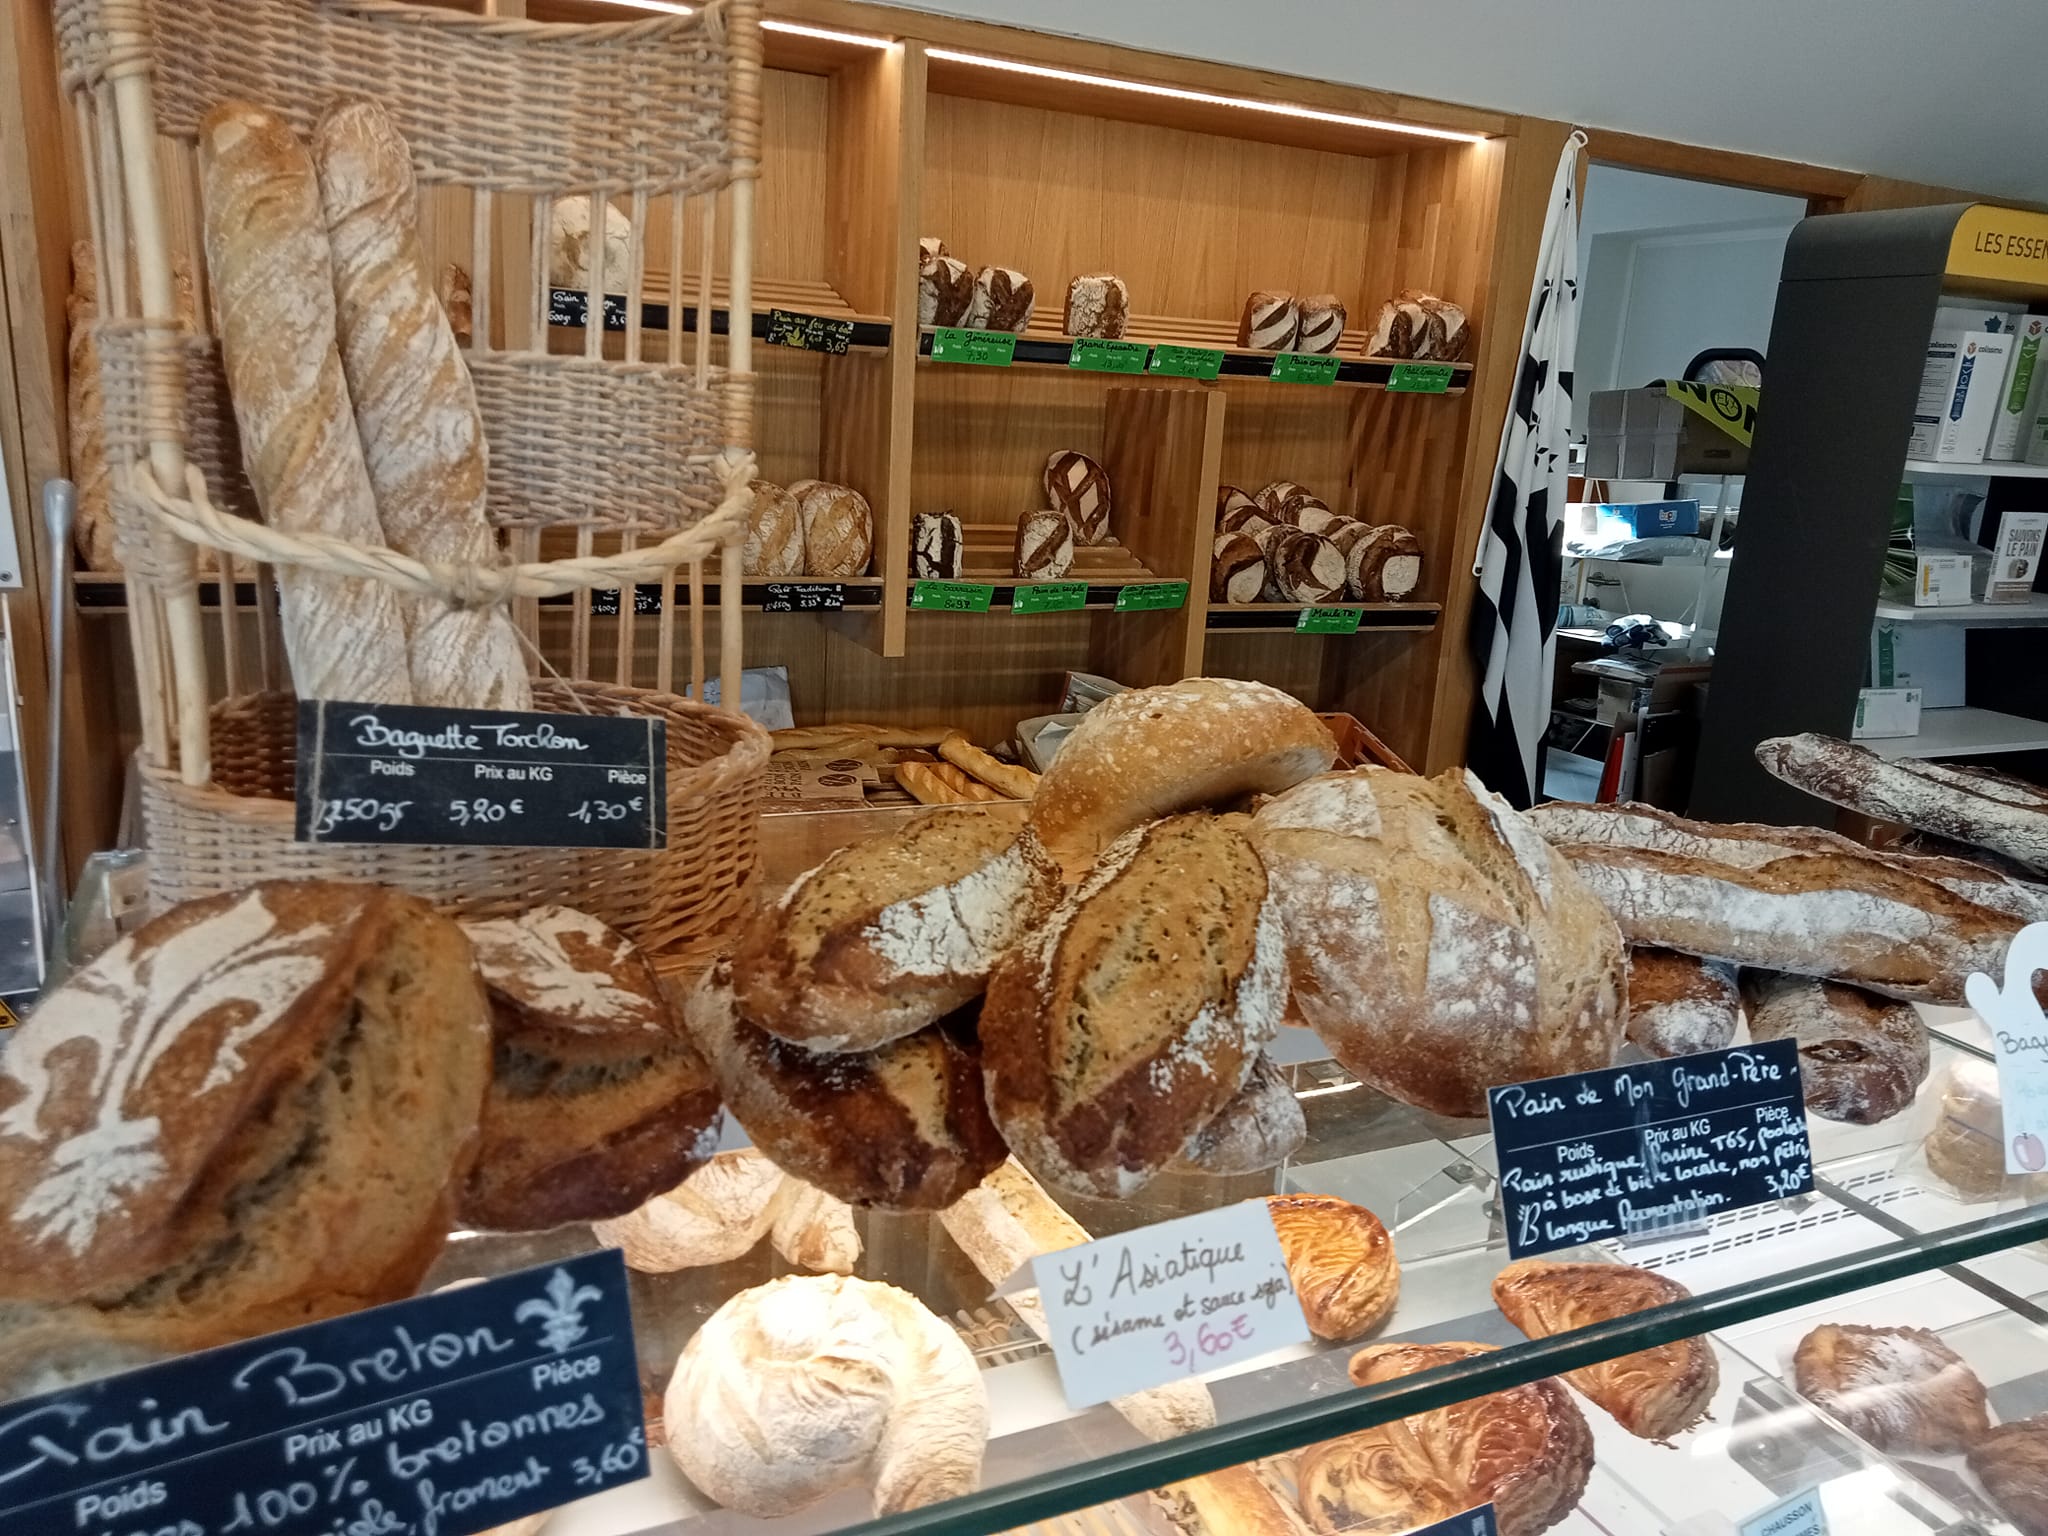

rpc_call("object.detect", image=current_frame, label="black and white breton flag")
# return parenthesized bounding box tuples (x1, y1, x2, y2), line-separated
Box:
(1467, 131, 1586, 808)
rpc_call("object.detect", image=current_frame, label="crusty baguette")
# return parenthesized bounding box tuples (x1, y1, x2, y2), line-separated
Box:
(898, 761, 1003, 805)
(937, 1159, 1216, 1441)
(773, 723, 957, 752)
(199, 101, 412, 703)
(937, 733, 1040, 800)
(1758, 733, 2048, 874)
(1741, 970, 1930, 1125)
(1550, 840, 2016, 1004)
(314, 99, 530, 711)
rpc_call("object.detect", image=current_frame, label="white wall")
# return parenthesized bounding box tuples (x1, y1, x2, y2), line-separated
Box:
(889, 0, 2048, 203)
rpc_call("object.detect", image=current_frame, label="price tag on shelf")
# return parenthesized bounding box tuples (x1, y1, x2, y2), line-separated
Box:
(0, 1251, 647, 1536)
(1113, 580, 1189, 612)
(761, 581, 845, 613)
(295, 699, 667, 851)
(1149, 343, 1224, 381)
(1014, 581, 1088, 614)
(929, 327, 1017, 366)
(765, 307, 855, 354)
(1068, 338, 1149, 374)
(1488, 1038, 1813, 1260)
(1269, 351, 1341, 385)
(1741, 1486, 1827, 1536)
(590, 583, 664, 616)
(1967, 922, 2048, 1171)
(1387, 361, 1457, 393)
(1296, 605, 1362, 634)
(1024, 1200, 1310, 1409)
(911, 579, 996, 612)
(547, 287, 629, 332)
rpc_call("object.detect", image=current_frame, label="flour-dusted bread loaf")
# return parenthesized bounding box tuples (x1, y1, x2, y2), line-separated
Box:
(1325, 517, 1372, 563)
(548, 193, 631, 292)
(1014, 510, 1076, 580)
(792, 478, 874, 577)
(687, 960, 1008, 1208)
(1293, 506, 1347, 538)
(1028, 676, 1336, 873)
(1347, 523, 1424, 600)
(1065, 273, 1130, 338)
(1740, 969, 1930, 1124)
(966, 265, 1034, 332)
(1971, 1417, 2048, 1536)
(1273, 532, 1346, 603)
(457, 905, 721, 1230)
(591, 1148, 783, 1271)
(0, 882, 490, 1350)
(667, 1274, 987, 1517)
(1255, 479, 1324, 522)
(1925, 1057, 2015, 1200)
(918, 250, 974, 328)
(1625, 946, 1739, 1059)
(1251, 769, 1627, 1118)
(1239, 290, 1299, 351)
(1211, 532, 1266, 605)
(911, 510, 964, 580)
(1493, 1259, 1717, 1440)
(200, 101, 412, 703)
(315, 98, 529, 711)
(1793, 1323, 1989, 1454)
(766, 1176, 862, 1274)
(1251, 525, 1303, 601)
(1217, 485, 1269, 535)
(1410, 291, 1469, 360)
(731, 810, 1061, 1050)
(1174, 1054, 1305, 1175)
(1045, 449, 1112, 545)
(1295, 294, 1347, 355)
(744, 479, 805, 577)
(1367, 294, 1436, 359)
(982, 814, 1289, 1196)
(1263, 1194, 1397, 1340)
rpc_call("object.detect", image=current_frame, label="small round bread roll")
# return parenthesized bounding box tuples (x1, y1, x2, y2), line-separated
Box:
(665, 1274, 987, 1518)
(743, 479, 803, 577)
(1175, 1054, 1305, 1175)
(1014, 509, 1076, 580)
(1624, 946, 1739, 1060)
(1347, 523, 1424, 600)
(792, 479, 874, 577)
(1263, 1194, 1398, 1340)
(1026, 676, 1337, 874)
(1211, 531, 1266, 605)
(591, 1149, 783, 1272)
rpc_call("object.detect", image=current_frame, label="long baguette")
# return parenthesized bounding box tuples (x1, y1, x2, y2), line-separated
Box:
(771, 723, 957, 752)
(1549, 841, 2015, 1004)
(938, 733, 1040, 800)
(1757, 733, 2048, 874)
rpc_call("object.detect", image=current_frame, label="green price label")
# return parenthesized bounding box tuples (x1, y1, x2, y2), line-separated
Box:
(1386, 362, 1456, 394)
(1296, 605, 1363, 635)
(1149, 344, 1224, 381)
(1068, 338, 1150, 374)
(1013, 581, 1088, 614)
(1113, 581, 1189, 613)
(910, 579, 995, 612)
(929, 327, 1016, 367)
(1270, 352, 1341, 386)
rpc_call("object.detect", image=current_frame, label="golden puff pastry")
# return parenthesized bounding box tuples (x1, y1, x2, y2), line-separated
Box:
(1793, 1323, 1989, 1453)
(1972, 1415, 2048, 1536)
(1264, 1194, 1399, 1342)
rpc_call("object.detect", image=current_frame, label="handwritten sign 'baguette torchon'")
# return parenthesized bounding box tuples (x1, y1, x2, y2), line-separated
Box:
(0, 1251, 646, 1536)
(1489, 1039, 1814, 1260)
(1021, 1201, 1311, 1409)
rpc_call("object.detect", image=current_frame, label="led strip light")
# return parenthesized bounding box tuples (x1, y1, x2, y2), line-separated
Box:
(596, 0, 897, 46)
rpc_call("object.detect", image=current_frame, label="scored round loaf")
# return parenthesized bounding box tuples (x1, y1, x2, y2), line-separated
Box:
(1045, 450, 1112, 545)
(1255, 479, 1323, 521)
(744, 479, 805, 578)
(792, 479, 874, 577)
(980, 813, 1289, 1197)
(1174, 1054, 1306, 1175)
(1014, 509, 1076, 580)
(1740, 970, 1930, 1124)
(1295, 294, 1347, 355)
(1064, 273, 1129, 339)
(1625, 946, 1739, 1060)
(1275, 533, 1346, 603)
(687, 960, 1008, 1208)
(1293, 506, 1347, 538)
(591, 1148, 784, 1272)
(665, 1274, 987, 1518)
(1325, 517, 1371, 561)
(731, 810, 1063, 1051)
(1238, 290, 1299, 351)
(456, 905, 723, 1231)
(1251, 769, 1627, 1118)
(1027, 676, 1338, 873)
(1252, 524, 1301, 601)
(1210, 531, 1266, 605)
(1348, 523, 1424, 600)
(1264, 1194, 1398, 1340)
(1217, 484, 1263, 533)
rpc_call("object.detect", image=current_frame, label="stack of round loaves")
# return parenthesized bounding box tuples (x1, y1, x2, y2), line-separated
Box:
(743, 477, 874, 578)
(1210, 481, 1425, 604)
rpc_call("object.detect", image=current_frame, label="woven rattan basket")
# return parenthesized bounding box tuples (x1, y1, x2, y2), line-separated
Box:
(56, 0, 771, 948)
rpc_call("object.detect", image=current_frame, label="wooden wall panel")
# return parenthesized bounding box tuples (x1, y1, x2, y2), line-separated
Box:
(910, 367, 1109, 528)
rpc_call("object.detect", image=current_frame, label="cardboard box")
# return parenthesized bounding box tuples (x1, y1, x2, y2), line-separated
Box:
(1990, 315, 2048, 461)
(1591, 499, 1700, 541)
(1853, 687, 1923, 740)
(1584, 388, 1749, 479)
(1871, 619, 1966, 707)
(1914, 301, 2025, 459)
(1988, 509, 2048, 602)
(1913, 551, 1976, 606)
(1935, 331, 2015, 463)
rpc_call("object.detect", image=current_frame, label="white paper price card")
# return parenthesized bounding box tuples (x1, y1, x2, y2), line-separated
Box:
(1740, 1485, 1827, 1536)
(1967, 921, 2048, 1173)
(1028, 1200, 1310, 1409)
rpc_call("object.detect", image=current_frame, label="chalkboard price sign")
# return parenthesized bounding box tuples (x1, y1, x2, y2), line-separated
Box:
(295, 699, 667, 851)
(0, 1250, 647, 1536)
(761, 582, 846, 613)
(765, 308, 855, 354)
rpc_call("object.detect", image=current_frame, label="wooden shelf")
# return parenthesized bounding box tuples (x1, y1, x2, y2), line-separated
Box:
(548, 279, 891, 349)
(73, 573, 889, 616)
(954, 523, 1159, 585)
(1206, 601, 1442, 634)
(915, 324, 1470, 391)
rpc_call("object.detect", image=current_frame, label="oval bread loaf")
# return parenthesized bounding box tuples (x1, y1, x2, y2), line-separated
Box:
(1210, 532, 1266, 605)
(744, 479, 805, 577)
(1014, 510, 1076, 580)
(793, 479, 874, 577)
(1624, 946, 1739, 1060)
(1274, 532, 1346, 603)
(981, 813, 1289, 1197)
(1740, 969, 1930, 1124)
(1347, 523, 1424, 601)
(1173, 1054, 1305, 1175)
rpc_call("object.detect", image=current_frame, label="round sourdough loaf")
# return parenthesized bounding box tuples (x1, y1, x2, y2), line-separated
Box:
(1624, 945, 1739, 1060)
(731, 810, 1061, 1051)
(1027, 677, 1336, 874)
(1172, 1054, 1305, 1175)
(686, 959, 1006, 1208)
(1250, 768, 1626, 1118)
(743, 479, 804, 577)
(980, 813, 1289, 1197)
(665, 1273, 987, 1518)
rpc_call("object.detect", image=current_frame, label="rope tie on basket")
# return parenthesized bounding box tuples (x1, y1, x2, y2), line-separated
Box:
(90, 0, 155, 82)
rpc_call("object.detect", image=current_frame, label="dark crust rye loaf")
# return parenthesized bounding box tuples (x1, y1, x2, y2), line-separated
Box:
(1739, 969, 1930, 1125)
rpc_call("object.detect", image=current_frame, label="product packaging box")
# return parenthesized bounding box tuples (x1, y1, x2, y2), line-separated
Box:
(1871, 619, 1966, 707)
(1853, 687, 1923, 740)
(1591, 499, 1700, 541)
(1987, 509, 2048, 602)
(1936, 331, 2015, 463)
(1913, 301, 2024, 459)
(1990, 315, 2048, 461)
(1913, 551, 1976, 606)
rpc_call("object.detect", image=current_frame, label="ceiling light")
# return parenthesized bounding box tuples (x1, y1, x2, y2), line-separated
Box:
(763, 19, 895, 47)
(926, 47, 1487, 144)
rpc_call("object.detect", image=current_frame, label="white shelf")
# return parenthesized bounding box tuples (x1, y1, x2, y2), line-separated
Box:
(1868, 705, 2048, 759)
(1902, 457, 2048, 478)
(1874, 592, 2048, 625)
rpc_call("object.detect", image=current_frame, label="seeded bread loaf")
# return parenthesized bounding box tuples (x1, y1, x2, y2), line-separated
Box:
(1740, 970, 1930, 1124)
(1625, 947, 1739, 1059)
(730, 810, 1061, 1051)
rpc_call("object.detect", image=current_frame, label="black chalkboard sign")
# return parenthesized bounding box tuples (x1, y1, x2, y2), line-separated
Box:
(295, 700, 667, 851)
(1415, 1505, 1497, 1536)
(761, 582, 845, 613)
(590, 583, 666, 616)
(0, 1250, 646, 1536)
(764, 308, 855, 354)
(1489, 1039, 1813, 1260)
